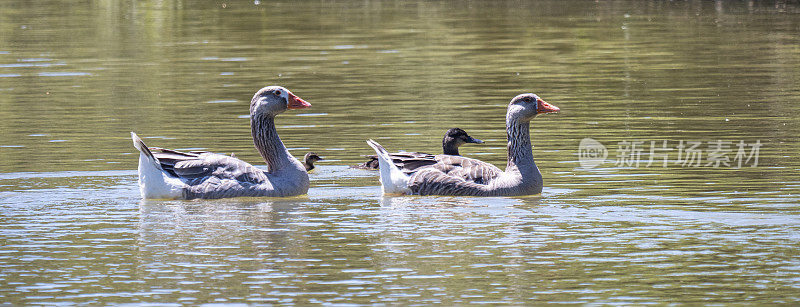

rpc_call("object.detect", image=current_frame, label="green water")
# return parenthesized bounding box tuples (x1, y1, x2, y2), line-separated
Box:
(1, 0, 800, 304)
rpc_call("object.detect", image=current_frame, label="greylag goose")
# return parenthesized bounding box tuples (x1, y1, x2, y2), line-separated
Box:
(303, 152, 323, 172)
(366, 93, 559, 196)
(354, 128, 484, 171)
(131, 86, 312, 199)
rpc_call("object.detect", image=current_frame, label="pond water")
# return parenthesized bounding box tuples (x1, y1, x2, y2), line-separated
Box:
(2, 0, 800, 304)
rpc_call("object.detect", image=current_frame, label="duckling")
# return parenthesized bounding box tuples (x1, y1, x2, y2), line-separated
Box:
(303, 152, 323, 172)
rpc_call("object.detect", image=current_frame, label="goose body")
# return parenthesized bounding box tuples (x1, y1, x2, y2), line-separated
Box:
(367, 93, 559, 196)
(355, 128, 484, 171)
(132, 86, 312, 200)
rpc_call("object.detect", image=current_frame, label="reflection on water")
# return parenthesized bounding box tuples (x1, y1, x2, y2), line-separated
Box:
(2, 170, 799, 304)
(1, 0, 800, 304)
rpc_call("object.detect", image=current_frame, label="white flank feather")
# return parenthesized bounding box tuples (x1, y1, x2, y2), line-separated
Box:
(131, 132, 183, 199)
(366, 139, 411, 195)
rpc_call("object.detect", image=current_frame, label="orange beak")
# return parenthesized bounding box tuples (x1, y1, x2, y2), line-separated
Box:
(537, 99, 560, 114)
(287, 93, 312, 109)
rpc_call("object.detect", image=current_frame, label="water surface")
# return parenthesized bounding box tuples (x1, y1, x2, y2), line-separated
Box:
(1, 0, 799, 304)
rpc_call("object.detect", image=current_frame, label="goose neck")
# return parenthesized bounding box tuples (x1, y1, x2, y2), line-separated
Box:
(505, 118, 534, 171)
(251, 114, 293, 172)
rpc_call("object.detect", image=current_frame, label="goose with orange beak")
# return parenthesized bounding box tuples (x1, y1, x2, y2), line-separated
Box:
(367, 93, 560, 196)
(132, 86, 313, 199)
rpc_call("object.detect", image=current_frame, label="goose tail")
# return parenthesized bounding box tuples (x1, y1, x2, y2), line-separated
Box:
(366, 139, 410, 195)
(131, 132, 158, 165)
(131, 132, 182, 199)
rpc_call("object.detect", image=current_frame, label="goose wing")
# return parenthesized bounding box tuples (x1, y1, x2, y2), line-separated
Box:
(150, 147, 200, 177)
(390, 152, 438, 172)
(427, 155, 503, 185)
(355, 151, 438, 171)
(408, 167, 489, 196)
(407, 155, 503, 196)
(151, 148, 267, 184)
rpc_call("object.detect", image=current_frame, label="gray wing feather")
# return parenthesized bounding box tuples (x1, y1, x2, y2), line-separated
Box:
(408, 155, 504, 196)
(409, 168, 489, 196)
(355, 151, 438, 171)
(173, 154, 268, 184)
(429, 155, 502, 184)
(151, 147, 266, 183)
(151, 148, 201, 178)
(149, 147, 271, 199)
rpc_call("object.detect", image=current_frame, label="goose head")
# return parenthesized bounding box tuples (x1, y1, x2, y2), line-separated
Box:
(444, 128, 484, 146)
(506, 93, 559, 122)
(250, 86, 311, 117)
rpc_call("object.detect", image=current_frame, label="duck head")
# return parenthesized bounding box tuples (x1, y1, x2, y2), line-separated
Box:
(444, 128, 484, 146)
(303, 152, 323, 171)
(304, 152, 323, 164)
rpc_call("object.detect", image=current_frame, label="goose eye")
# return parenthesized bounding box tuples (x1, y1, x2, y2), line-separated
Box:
(274, 90, 282, 96)
(522, 97, 532, 103)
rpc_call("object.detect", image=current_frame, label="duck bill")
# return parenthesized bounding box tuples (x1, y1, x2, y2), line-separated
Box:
(467, 137, 484, 144)
(287, 93, 312, 109)
(538, 100, 560, 114)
